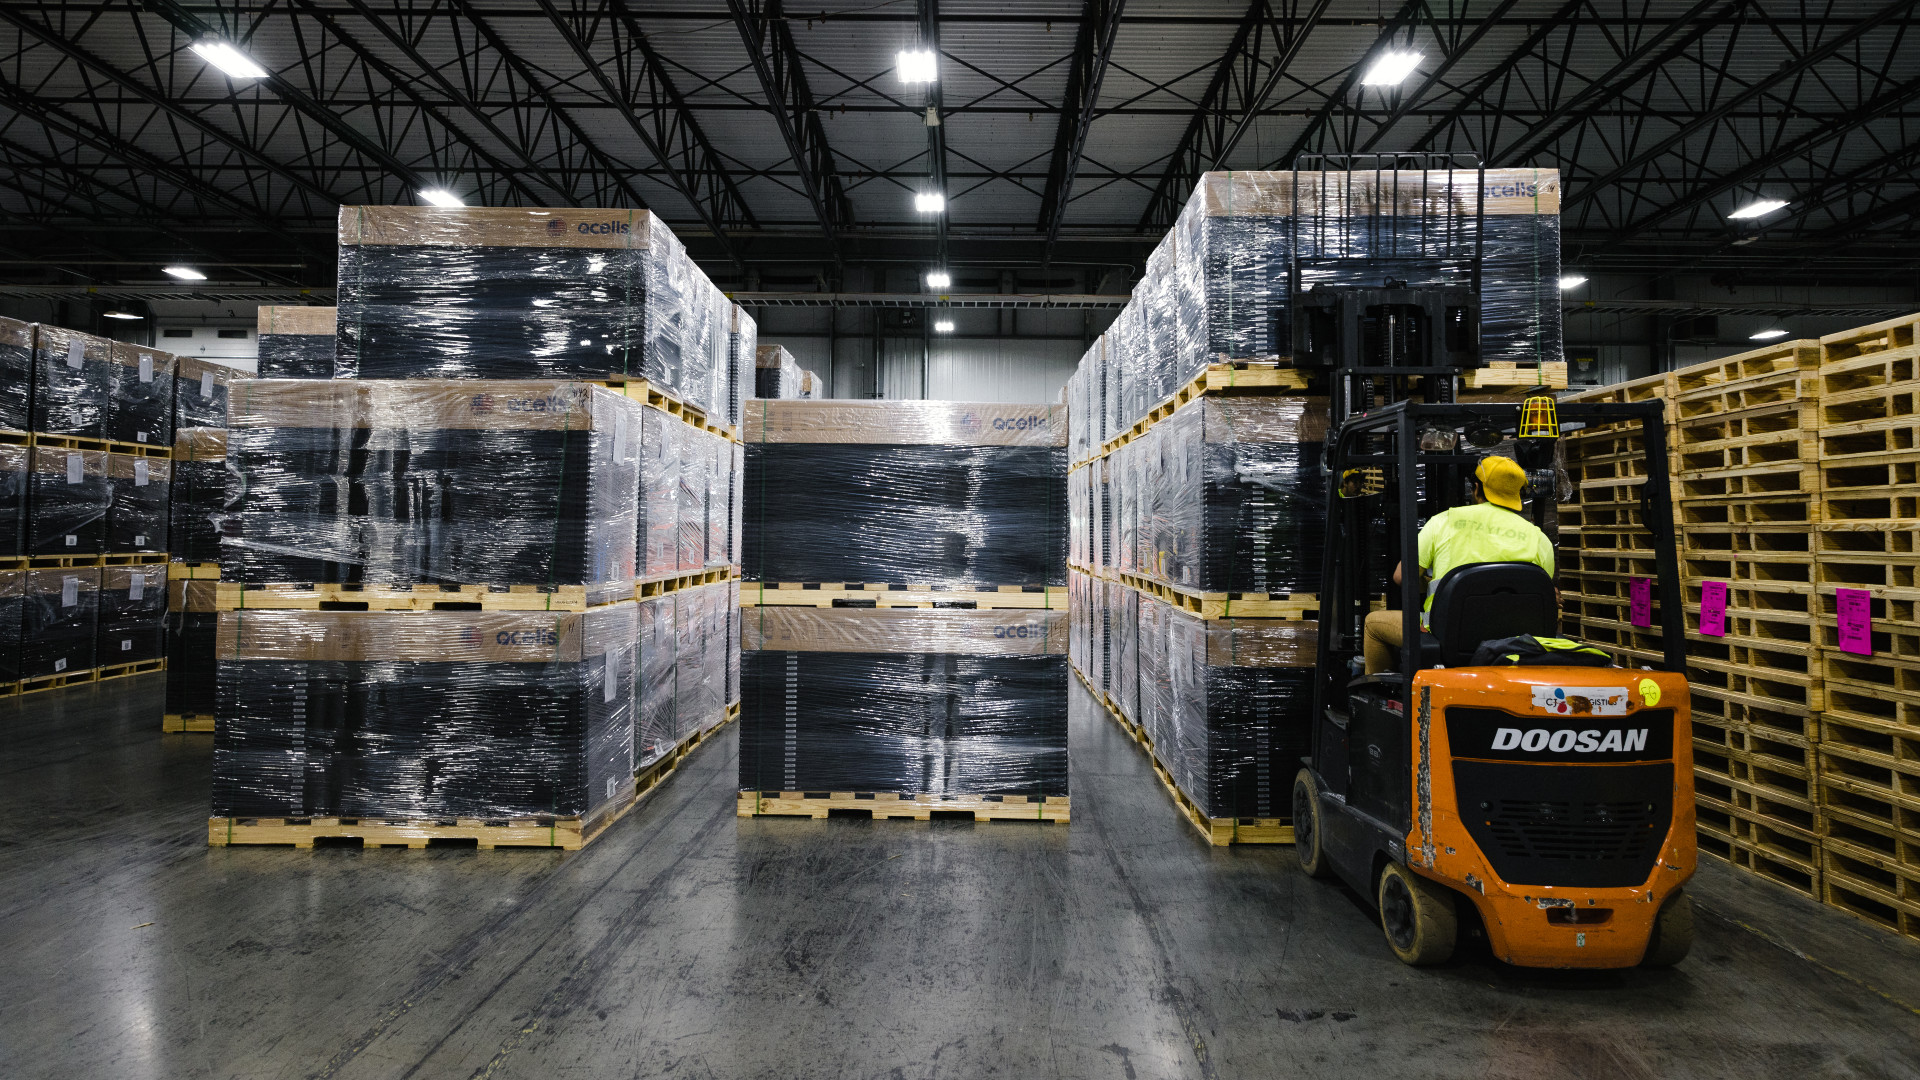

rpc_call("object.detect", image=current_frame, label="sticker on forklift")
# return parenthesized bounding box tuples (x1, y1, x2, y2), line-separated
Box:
(1638, 678, 1661, 707)
(1530, 685, 1630, 716)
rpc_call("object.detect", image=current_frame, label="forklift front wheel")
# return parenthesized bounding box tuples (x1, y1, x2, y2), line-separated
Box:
(1292, 770, 1332, 879)
(1378, 862, 1457, 966)
(1640, 891, 1694, 968)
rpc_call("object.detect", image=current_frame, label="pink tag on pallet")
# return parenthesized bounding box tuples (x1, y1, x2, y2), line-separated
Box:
(1698, 581, 1727, 637)
(1836, 588, 1873, 656)
(1629, 578, 1653, 628)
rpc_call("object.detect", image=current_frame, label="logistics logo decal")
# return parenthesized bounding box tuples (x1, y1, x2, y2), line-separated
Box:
(497, 629, 559, 646)
(546, 217, 567, 236)
(993, 624, 1043, 639)
(459, 626, 484, 647)
(991, 415, 1049, 432)
(1529, 685, 1630, 716)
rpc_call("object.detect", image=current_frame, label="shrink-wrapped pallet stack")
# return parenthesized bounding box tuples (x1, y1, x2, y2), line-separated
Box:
(1066, 167, 1568, 843)
(1562, 312, 1920, 947)
(0, 315, 178, 697)
(754, 344, 805, 399)
(738, 400, 1070, 823)
(204, 206, 752, 850)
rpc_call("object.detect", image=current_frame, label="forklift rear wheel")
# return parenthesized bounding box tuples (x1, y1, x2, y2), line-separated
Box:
(1292, 770, 1332, 879)
(1641, 891, 1694, 967)
(1378, 862, 1457, 966)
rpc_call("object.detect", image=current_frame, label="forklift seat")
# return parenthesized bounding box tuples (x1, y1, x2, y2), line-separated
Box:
(1419, 562, 1558, 668)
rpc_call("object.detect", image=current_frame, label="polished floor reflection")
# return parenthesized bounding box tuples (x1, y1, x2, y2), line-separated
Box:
(2, 673, 1917, 1079)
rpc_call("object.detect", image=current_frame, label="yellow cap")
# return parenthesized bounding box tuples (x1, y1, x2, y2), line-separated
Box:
(1475, 455, 1528, 511)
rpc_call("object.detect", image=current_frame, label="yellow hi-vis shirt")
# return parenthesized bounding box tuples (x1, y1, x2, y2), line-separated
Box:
(1416, 502, 1556, 624)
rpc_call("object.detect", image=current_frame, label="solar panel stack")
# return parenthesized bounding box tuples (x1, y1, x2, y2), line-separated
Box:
(738, 399, 1071, 824)
(754, 344, 804, 400)
(1066, 168, 1566, 844)
(0, 316, 173, 695)
(255, 306, 336, 379)
(203, 206, 748, 850)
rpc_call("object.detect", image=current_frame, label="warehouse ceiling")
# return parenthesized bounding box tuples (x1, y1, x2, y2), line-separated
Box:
(3, 0, 1919, 302)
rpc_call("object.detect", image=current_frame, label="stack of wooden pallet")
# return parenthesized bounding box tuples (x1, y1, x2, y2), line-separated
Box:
(1564, 314, 1920, 946)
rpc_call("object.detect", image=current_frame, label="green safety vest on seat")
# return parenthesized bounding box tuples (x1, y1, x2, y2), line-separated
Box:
(1469, 634, 1616, 668)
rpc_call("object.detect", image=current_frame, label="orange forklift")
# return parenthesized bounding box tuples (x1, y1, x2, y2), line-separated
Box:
(1292, 398, 1695, 968)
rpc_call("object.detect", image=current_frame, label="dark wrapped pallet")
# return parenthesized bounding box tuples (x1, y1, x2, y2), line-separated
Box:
(255, 306, 336, 379)
(166, 580, 218, 720)
(675, 581, 728, 745)
(1129, 592, 1315, 821)
(754, 344, 803, 400)
(1108, 396, 1327, 595)
(97, 562, 167, 664)
(30, 325, 112, 439)
(211, 604, 639, 821)
(743, 400, 1068, 588)
(176, 355, 246, 430)
(169, 428, 227, 565)
(106, 342, 176, 448)
(22, 567, 98, 678)
(334, 207, 729, 417)
(727, 303, 757, 428)
(221, 380, 640, 598)
(0, 440, 25, 556)
(0, 570, 21, 684)
(0, 319, 32, 431)
(640, 408, 682, 578)
(740, 607, 1068, 797)
(635, 593, 678, 769)
(27, 446, 110, 555)
(106, 453, 170, 553)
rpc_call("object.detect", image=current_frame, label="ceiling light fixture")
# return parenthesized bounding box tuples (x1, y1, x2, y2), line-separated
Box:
(914, 192, 946, 213)
(1749, 328, 1789, 341)
(934, 319, 955, 333)
(1728, 199, 1788, 220)
(191, 40, 268, 80)
(897, 49, 938, 84)
(102, 311, 143, 321)
(1559, 274, 1588, 290)
(419, 188, 465, 208)
(1361, 50, 1423, 87)
(925, 270, 951, 289)
(163, 266, 207, 281)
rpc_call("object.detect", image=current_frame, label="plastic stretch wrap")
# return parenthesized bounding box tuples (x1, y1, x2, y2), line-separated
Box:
(107, 453, 170, 553)
(170, 428, 228, 564)
(256, 306, 337, 379)
(1068, 464, 1092, 569)
(740, 607, 1068, 796)
(30, 325, 112, 438)
(1109, 581, 1140, 725)
(726, 579, 740, 704)
(166, 580, 218, 718)
(28, 446, 109, 554)
(639, 409, 681, 578)
(728, 303, 758, 428)
(221, 380, 640, 597)
(97, 562, 167, 664)
(754, 345, 804, 399)
(1106, 397, 1326, 594)
(635, 593, 678, 768)
(0, 442, 25, 556)
(744, 400, 1067, 588)
(1123, 590, 1314, 818)
(1066, 336, 1106, 461)
(335, 208, 726, 415)
(22, 567, 98, 678)
(676, 581, 730, 743)
(176, 355, 247, 430)
(0, 319, 32, 431)
(0, 570, 21, 683)
(211, 604, 639, 821)
(107, 343, 175, 447)
(729, 442, 744, 569)
(1068, 570, 1091, 677)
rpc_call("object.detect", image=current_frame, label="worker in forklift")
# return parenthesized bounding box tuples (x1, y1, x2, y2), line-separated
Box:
(1362, 454, 1557, 675)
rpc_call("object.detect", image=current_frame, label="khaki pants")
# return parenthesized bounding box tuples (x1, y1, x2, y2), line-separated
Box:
(1364, 609, 1410, 675)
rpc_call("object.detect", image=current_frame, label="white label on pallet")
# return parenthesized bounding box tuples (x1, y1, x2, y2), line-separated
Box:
(121, 638, 133, 652)
(66, 453, 83, 484)
(64, 534, 77, 547)
(200, 371, 214, 399)
(129, 575, 145, 601)
(66, 339, 84, 368)
(134, 460, 149, 487)
(54, 657, 67, 672)
(604, 647, 619, 702)
(61, 576, 78, 607)
(134, 534, 147, 547)
(136, 432, 148, 444)
(138, 354, 153, 383)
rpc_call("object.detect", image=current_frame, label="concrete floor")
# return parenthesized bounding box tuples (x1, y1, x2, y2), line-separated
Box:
(3, 676, 1919, 1080)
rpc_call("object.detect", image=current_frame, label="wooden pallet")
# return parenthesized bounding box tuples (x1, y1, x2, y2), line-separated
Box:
(1100, 362, 1312, 457)
(742, 582, 1066, 610)
(2, 668, 100, 697)
(100, 658, 166, 682)
(168, 561, 220, 581)
(0, 553, 164, 571)
(1819, 312, 1920, 363)
(1103, 569, 1317, 620)
(213, 580, 615, 612)
(737, 790, 1069, 823)
(1819, 450, 1920, 525)
(1672, 340, 1822, 397)
(1563, 371, 1678, 405)
(162, 713, 216, 733)
(1694, 817, 1823, 902)
(1084, 664, 1293, 846)
(1461, 361, 1568, 389)
(1820, 841, 1920, 944)
(636, 567, 736, 598)
(596, 374, 739, 442)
